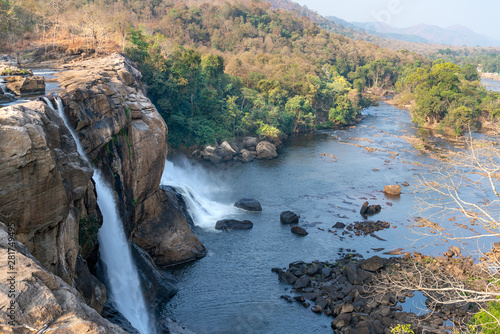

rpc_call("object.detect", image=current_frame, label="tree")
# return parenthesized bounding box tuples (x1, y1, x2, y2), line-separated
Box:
(376, 136, 500, 332)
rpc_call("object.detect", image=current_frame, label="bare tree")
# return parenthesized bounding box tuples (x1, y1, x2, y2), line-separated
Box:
(373, 133, 500, 331)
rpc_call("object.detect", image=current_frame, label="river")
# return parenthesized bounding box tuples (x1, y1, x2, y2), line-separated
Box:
(161, 98, 497, 333)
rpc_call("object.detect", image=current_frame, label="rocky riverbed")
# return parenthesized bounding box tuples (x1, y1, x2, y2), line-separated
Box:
(273, 249, 491, 334)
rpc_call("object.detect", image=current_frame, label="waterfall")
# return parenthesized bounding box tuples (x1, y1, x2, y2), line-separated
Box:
(42, 97, 55, 113)
(161, 158, 237, 230)
(0, 83, 14, 97)
(48, 97, 154, 334)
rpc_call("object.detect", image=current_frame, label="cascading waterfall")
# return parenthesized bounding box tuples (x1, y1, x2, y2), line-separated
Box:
(48, 97, 153, 334)
(0, 83, 14, 97)
(161, 158, 237, 230)
(42, 97, 55, 113)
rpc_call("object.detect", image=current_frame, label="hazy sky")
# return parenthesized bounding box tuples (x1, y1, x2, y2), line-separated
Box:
(293, 0, 500, 40)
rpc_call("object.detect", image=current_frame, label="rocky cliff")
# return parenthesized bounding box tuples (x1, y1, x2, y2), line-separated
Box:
(0, 53, 207, 332)
(57, 54, 206, 267)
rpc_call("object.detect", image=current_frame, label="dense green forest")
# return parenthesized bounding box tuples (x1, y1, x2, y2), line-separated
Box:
(395, 60, 500, 134)
(1, 0, 499, 145)
(430, 48, 500, 73)
(121, 1, 425, 147)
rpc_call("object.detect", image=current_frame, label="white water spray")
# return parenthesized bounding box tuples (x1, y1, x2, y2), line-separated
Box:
(161, 158, 236, 230)
(48, 97, 153, 334)
(42, 97, 55, 113)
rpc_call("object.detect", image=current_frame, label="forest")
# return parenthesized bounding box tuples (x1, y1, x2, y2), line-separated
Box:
(1, 0, 499, 146)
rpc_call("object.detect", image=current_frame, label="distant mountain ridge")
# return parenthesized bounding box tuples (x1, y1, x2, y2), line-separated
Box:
(349, 22, 500, 47)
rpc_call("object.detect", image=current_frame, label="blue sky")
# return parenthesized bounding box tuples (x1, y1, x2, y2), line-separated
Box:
(293, 0, 500, 40)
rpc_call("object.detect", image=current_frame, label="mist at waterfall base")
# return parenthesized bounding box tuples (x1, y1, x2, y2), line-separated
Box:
(161, 157, 237, 230)
(160, 101, 498, 334)
(48, 98, 154, 334)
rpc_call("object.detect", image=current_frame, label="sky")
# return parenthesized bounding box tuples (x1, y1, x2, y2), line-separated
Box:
(293, 0, 500, 40)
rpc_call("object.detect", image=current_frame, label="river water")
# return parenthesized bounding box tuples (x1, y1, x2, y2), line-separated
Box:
(161, 98, 498, 333)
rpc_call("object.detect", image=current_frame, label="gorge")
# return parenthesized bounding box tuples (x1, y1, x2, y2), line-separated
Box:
(0, 48, 499, 334)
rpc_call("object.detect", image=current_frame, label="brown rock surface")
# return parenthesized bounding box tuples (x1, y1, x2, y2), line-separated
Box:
(0, 223, 125, 334)
(256, 141, 277, 159)
(133, 188, 206, 267)
(57, 54, 205, 267)
(0, 101, 99, 284)
(5, 75, 45, 96)
(384, 184, 402, 196)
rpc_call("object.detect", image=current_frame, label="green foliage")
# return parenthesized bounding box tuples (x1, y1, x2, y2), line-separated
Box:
(391, 324, 414, 334)
(121, 2, 418, 148)
(470, 302, 500, 334)
(396, 61, 497, 133)
(329, 94, 357, 125)
(79, 215, 100, 250)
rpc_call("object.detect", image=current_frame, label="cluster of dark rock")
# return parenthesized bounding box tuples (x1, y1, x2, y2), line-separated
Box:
(273, 254, 472, 334)
(215, 199, 309, 236)
(193, 137, 278, 164)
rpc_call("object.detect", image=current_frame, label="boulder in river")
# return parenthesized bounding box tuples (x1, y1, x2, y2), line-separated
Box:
(240, 149, 256, 163)
(215, 219, 254, 230)
(201, 145, 222, 164)
(280, 211, 299, 224)
(5, 75, 45, 96)
(360, 201, 381, 216)
(333, 222, 346, 229)
(384, 185, 401, 196)
(242, 136, 259, 149)
(256, 141, 277, 159)
(291, 226, 308, 236)
(234, 198, 262, 211)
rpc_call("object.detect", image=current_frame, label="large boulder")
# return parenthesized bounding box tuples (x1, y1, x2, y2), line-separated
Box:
(220, 141, 237, 158)
(256, 141, 277, 159)
(360, 202, 381, 216)
(133, 188, 207, 267)
(242, 136, 259, 149)
(280, 211, 299, 224)
(359, 256, 384, 272)
(384, 185, 402, 196)
(291, 226, 308, 236)
(234, 198, 262, 211)
(201, 145, 222, 164)
(5, 75, 45, 96)
(215, 219, 254, 230)
(240, 149, 256, 163)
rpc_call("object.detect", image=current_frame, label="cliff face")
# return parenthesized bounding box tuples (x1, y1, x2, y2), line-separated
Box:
(0, 54, 206, 332)
(0, 223, 125, 334)
(0, 101, 99, 284)
(57, 54, 206, 267)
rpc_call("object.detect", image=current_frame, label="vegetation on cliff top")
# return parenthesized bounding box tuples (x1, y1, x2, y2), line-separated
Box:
(2, 0, 499, 144)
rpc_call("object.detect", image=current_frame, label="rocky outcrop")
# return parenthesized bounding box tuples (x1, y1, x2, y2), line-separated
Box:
(384, 185, 401, 196)
(0, 101, 99, 285)
(234, 198, 262, 212)
(256, 141, 278, 159)
(5, 76, 45, 96)
(0, 63, 33, 76)
(0, 223, 125, 334)
(56, 53, 205, 267)
(215, 219, 254, 230)
(280, 211, 300, 224)
(195, 136, 278, 164)
(133, 188, 206, 267)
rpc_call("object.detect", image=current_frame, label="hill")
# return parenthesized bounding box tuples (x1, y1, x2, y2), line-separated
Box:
(350, 22, 500, 47)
